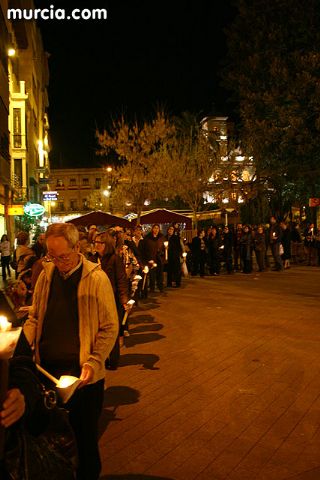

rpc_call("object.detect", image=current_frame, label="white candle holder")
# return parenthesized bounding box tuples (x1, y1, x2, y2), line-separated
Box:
(122, 299, 135, 326)
(36, 364, 81, 404)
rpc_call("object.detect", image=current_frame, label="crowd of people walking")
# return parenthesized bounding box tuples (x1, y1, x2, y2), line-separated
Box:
(0, 216, 319, 479)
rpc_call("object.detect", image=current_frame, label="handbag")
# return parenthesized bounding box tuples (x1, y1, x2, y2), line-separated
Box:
(4, 362, 78, 480)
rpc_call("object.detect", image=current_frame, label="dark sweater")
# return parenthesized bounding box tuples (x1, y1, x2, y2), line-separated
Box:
(39, 265, 82, 378)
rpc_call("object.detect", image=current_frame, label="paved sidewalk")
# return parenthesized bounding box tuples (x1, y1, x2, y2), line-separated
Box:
(100, 267, 320, 480)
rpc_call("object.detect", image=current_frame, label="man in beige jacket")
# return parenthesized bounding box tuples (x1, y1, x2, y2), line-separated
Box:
(24, 223, 118, 480)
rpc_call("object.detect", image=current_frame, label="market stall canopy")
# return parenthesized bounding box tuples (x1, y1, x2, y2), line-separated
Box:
(133, 209, 192, 229)
(66, 211, 131, 228)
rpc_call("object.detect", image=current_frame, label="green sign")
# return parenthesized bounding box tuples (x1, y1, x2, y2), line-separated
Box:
(24, 203, 45, 217)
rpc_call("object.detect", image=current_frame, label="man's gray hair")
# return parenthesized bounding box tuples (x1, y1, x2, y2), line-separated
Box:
(45, 223, 79, 248)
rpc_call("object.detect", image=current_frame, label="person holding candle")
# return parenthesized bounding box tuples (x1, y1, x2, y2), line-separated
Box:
(165, 226, 183, 287)
(23, 223, 118, 480)
(269, 216, 283, 271)
(142, 224, 165, 293)
(91, 231, 129, 360)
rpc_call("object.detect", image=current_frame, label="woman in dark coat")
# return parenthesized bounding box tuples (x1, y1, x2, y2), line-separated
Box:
(165, 226, 182, 287)
(254, 225, 266, 272)
(280, 221, 292, 269)
(207, 227, 221, 275)
(240, 225, 253, 273)
(91, 232, 129, 367)
(191, 229, 207, 277)
(221, 226, 233, 274)
(141, 224, 165, 293)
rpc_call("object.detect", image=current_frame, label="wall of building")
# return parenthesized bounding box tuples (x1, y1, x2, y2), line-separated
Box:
(49, 167, 111, 221)
(0, 0, 50, 240)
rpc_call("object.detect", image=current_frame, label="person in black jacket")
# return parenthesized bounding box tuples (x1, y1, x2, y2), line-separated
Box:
(191, 229, 207, 277)
(141, 224, 165, 293)
(207, 227, 220, 276)
(269, 216, 283, 271)
(280, 221, 291, 269)
(254, 225, 266, 272)
(240, 225, 253, 273)
(91, 232, 129, 365)
(221, 226, 233, 274)
(165, 226, 182, 287)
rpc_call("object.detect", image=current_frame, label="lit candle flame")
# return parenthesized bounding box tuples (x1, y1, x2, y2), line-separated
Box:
(182, 252, 187, 258)
(143, 266, 149, 273)
(0, 316, 11, 332)
(57, 375, 79, 389)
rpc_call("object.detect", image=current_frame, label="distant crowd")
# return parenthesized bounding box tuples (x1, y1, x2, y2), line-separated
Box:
(1, 217, 319, 325)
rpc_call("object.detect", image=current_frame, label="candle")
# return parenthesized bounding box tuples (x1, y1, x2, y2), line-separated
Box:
(0, 316, 22, 360)
(58, 375, 79, 389)
(0, 315, 21, 460)
(164, 241, 169, 261)
(36, 364, 81, 403)
(0, 316, 11, 332)
(122, 300, 135, 326)
(142, 266, 149, 290)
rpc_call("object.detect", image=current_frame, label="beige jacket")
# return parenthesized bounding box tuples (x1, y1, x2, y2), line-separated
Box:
(23, 255, 119, 384)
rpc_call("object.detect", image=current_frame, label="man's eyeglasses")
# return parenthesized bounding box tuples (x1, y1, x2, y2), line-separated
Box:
(46, 249, 75, 264)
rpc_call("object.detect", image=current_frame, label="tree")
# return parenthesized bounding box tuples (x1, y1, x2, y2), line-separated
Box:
(223, 0, 320, 218)
(96, 111, 175, 221)
(162, 113, 222, 228)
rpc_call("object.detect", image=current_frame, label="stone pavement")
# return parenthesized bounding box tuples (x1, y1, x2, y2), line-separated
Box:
(99, 266, 320, 480)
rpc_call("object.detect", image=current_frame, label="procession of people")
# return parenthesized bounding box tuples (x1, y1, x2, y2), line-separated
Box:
(0, 217, 319, 479)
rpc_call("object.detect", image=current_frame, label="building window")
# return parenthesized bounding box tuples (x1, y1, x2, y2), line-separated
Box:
(58, 201, 65, 211)
(69, 178, 76, 186)
(70, 199, 77, 211)
(13, 108, 22, 148)
(14, 158, 23, 186)
(82, 178, 89, 186)
(95, 178, 101, 189)
(56, 179, 64, 187)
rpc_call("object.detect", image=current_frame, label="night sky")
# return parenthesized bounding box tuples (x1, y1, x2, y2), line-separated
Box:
(34, 0, 235, 168)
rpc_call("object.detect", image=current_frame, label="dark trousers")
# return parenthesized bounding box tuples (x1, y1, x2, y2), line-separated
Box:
(149, 263, 164, 291)
(208, 252, 220, 275)
(223, 253, 233, 273)
(167, 257, 181, 286)
(233, 246, 242, 270)
(255, 250, 265, 271)
(1, 256, 11, 280)
(67, 379, 104, 480)
(271, 243, 283, 270)
(192, 252, 206, 276)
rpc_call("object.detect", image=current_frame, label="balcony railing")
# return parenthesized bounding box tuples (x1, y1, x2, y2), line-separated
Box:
(12, 134, 25, 149)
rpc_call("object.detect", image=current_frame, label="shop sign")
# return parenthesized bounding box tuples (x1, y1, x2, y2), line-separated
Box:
(24, 203, 45, 217)
(43, 191, 58, 201)
(8, 205, 24, 216)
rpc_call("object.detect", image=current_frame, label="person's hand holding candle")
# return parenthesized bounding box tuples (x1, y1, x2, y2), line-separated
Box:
(79, 363, 94, 388)
(0, 388, 25, 428)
